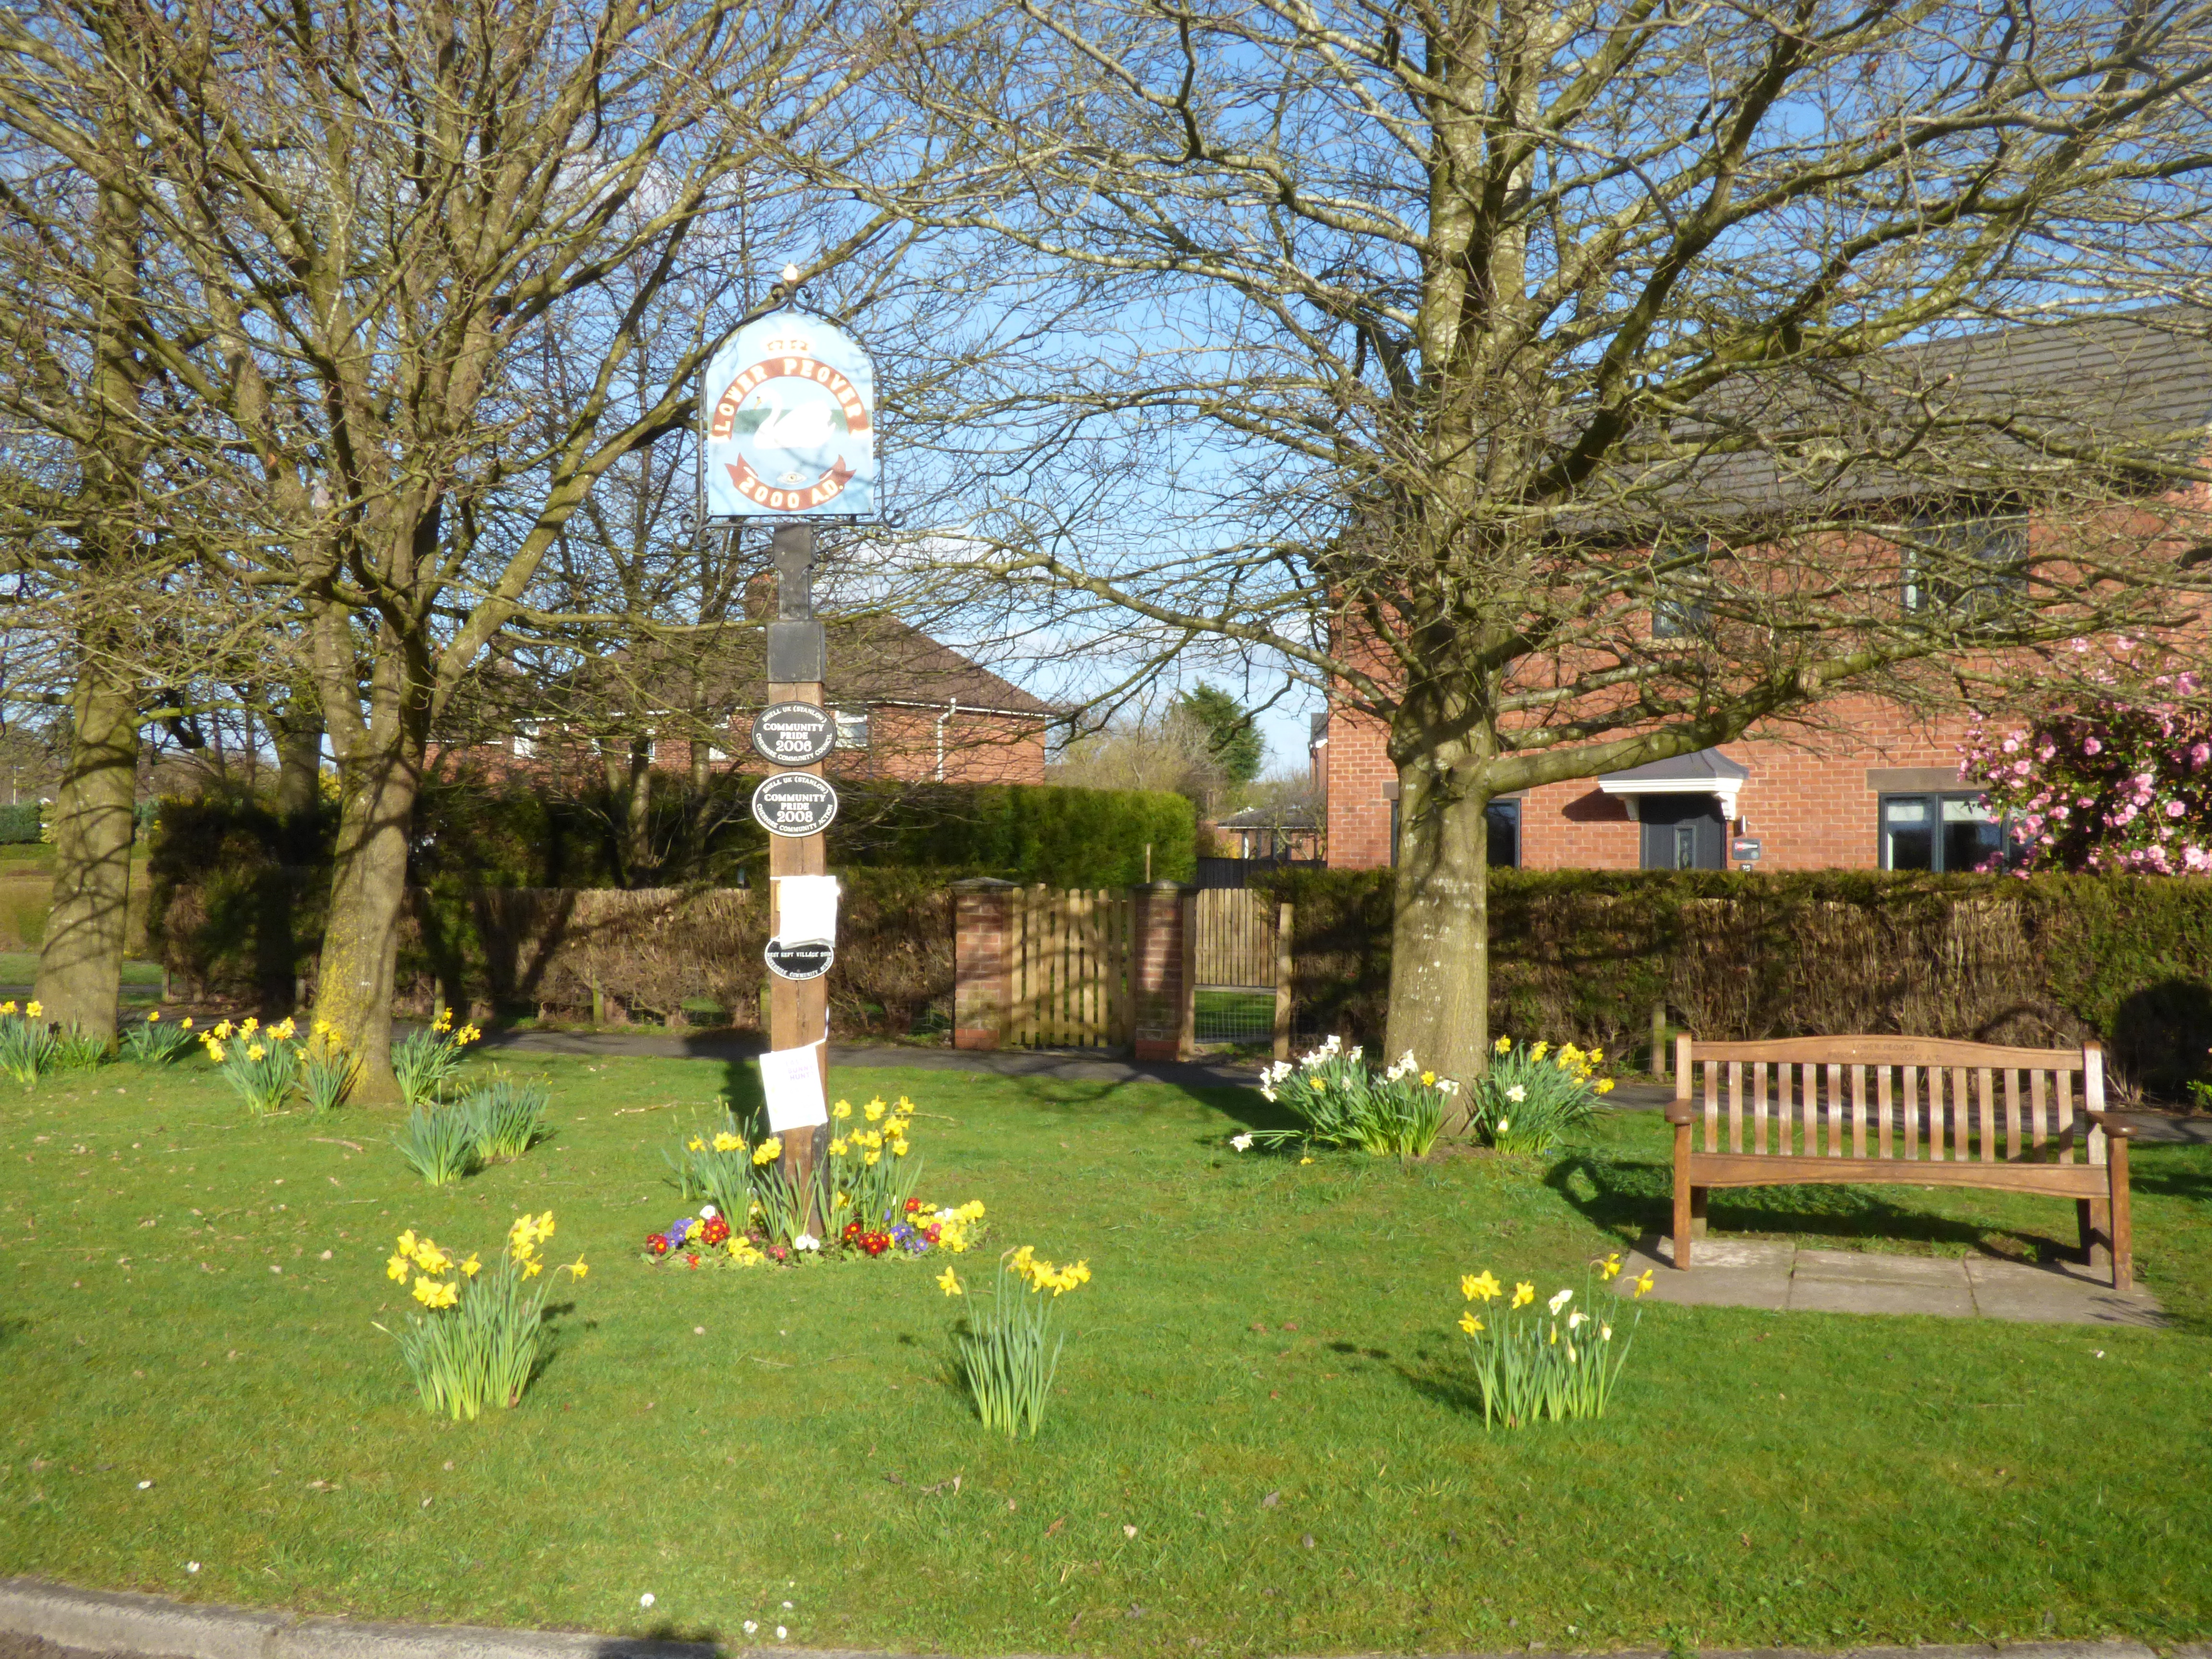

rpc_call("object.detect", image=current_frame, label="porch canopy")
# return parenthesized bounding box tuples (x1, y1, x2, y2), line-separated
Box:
(1596, 747, 1749, 820)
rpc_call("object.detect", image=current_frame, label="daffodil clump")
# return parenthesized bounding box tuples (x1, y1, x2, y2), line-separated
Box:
(1455, 1253, 1651, 1428)
(391, 1007, 482, 1108)
(944, 1245, 1094, 1439)
(1247, 1035, 1460, 1159)
(1471, 1034, 1614, 1154)
(0, 999, 53, 1086)
(374, 1212, 586, 1420)
(120, 1009, 197, 1065)
(199, 1016, 304, 1115)
(661, 1095, 986, 1263)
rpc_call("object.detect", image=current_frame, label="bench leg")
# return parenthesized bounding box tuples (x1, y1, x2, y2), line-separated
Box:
(2077, 1197, 2111, 1273)
(1671, 1124, 1693, 1270)
(1690, 1186, 1709, 1240)
(2107, 1138, 2132, 1292)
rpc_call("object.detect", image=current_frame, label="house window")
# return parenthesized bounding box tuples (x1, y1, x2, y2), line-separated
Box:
(1902, 513, 2027, 617)
(833, 709, 870, 750)
(1652, 531, 1712, 638)
(1389, 799, 1521, 868)
(512, 721, 540, 758)
(1880, 791, 2006, 872)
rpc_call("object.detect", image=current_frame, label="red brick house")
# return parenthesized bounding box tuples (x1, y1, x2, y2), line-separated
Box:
(442, 617, 1056, 787)
(1319, 319, 2212, 875)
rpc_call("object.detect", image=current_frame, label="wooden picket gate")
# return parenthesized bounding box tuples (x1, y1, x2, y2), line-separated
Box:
(1194, 888, 1289, 1049)
(1005, 886, 1133, 1048)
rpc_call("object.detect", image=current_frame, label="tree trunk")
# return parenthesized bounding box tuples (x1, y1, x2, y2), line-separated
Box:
(272, 697, 324, 821)
(1382, 756, 1491, 1129)
(33, 659, 141, 1045)
(312, 736, 423, 1103)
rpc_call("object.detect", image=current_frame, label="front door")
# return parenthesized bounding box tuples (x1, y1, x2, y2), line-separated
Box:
(1638, 795, 1727, 870)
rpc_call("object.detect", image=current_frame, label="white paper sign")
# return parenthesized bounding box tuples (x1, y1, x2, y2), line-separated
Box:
(772, 874, 841, 943)
(758, 1042, 829, 1133)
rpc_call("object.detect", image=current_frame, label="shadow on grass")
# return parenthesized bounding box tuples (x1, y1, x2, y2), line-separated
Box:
(1540, 1150, 2077, 1260)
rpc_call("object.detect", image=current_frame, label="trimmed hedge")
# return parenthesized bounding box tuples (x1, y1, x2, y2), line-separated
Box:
(1259, 867, 2212, 1099)
(0, 803, 39, 844)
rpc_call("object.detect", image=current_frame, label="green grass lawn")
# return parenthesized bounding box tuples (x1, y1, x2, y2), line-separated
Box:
(1, 1056, 2208, 1656)
(0, 952, 164, 989)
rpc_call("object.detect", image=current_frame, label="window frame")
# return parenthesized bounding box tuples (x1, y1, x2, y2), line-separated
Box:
(1900, 509, 2029, 619)
(1650, 529, 1714, 639)
(1877, 789, 2010, 873)
(832, 708, 871, 750)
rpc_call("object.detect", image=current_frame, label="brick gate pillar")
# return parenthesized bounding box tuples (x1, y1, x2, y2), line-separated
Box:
(1130, 881, 1196, 1062)
(951, 878, 1015, 1050)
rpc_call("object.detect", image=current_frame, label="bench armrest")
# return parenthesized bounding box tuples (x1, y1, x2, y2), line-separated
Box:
(1662, 1100, 1696, 1126)
(2085, 1110, 2137, 1140)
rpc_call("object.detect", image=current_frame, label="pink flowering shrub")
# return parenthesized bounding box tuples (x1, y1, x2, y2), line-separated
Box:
(1962, 662, 2212, 876)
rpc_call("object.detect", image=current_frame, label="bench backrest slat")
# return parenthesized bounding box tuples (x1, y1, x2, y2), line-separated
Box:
(1676, 1034, 2105, 1166)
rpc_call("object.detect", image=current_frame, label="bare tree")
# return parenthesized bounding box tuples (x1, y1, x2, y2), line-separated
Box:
(837, 0, 2212, 1088)
(0, 0, 952, 1090)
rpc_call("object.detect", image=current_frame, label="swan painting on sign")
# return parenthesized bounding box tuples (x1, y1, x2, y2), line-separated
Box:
(700, 309, 878, 520)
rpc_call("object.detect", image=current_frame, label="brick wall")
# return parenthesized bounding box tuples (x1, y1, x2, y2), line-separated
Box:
(1130, 882, 1195, 1062)
(1325, 696, 1979, 872)
(950, 879, 1013, 1049)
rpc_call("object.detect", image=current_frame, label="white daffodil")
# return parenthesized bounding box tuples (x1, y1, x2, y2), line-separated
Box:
(1506, 1084, 1527, 1103)
(1230, 1132, 1254, 1151)
(792, 1233, 820, 1251)
(1548, 1287, 1573, 1315)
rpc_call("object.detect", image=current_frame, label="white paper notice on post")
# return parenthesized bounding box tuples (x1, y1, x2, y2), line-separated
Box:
(772, 874, 841, 942)
(758, 1042, 829, 1133)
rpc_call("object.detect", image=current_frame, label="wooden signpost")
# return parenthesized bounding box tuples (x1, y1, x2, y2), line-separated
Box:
(759, 522, 832, 1202)
(697, 267, 881, 1224)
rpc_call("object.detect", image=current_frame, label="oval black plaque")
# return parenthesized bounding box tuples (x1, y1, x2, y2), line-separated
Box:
(750, 701, 837, 766)
(751, 771, 840, 837)
(764, 938, 835, 981)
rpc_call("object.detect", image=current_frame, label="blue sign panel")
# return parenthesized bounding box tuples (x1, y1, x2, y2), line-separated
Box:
(700, 311, 878, 520)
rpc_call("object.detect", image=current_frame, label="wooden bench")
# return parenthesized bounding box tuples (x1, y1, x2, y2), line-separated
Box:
(1665, 1035, 2135, 1289)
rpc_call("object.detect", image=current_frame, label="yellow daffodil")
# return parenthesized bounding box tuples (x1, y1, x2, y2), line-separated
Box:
(26, 1000, 45, 1019)
(938, 1267, 962, 1297)
(713, 1131, 742, 1153)
(205, 1043, 226, 1063)
(414, 1242, 451, 1275)
(1633, 1269, 1655, 1298)
(1599, 1253, 1623, 1281)
(564, 1256, 589, 1280)
(891, 1140, 910, 1158)
(458, 1025, 481, 1044)
(397, 1229, 419, 1256)
(461, 1254, 481, 1278)
(687, 1136, 706, 1152)
(385, 1253, 409, 1281)
(271, 1018, 296, 1041)
(829, 1139, 848, 1157)
(240, 1016, 258, 1034)
(521, 1258, 542, 1279)
(0, 1001, 17, 1016)
(1494, 1034, 1512, 1053)
(146, 1010, 161, 1023)
(1511, 1281, 1535, 1309)
(212, 1020, 233, 1039)
(411, 1274, 442, 1306)
(1596, 1078, 1616, 1094)
(179, 1016, 193, 1030)
(864, 1098, 886, 1122)
(1530, 1040, 1549, 1061)
(535, 1211, 554, 1238)
(1420, 1070, 1437, 1086)
(831, 1099, 852, 1119)
(752, 1137, 782, 1165)
(1299, 1156, 1313, 1165)
(246, 1043, 265, 1061)
(865, 1151, 881, 1166)
(1459, 1311, 1484, 1334)
(1464, 1270, 1502, 1302)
